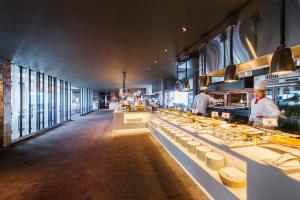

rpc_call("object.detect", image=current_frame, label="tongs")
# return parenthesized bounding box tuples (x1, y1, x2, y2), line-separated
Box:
(273, 153, 300, 166)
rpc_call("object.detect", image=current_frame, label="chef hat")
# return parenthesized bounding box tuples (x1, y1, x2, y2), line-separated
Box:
(254, 80, 266, 90)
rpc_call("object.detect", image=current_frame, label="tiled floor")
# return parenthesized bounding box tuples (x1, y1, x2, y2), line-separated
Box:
(0, 110, 208, 200)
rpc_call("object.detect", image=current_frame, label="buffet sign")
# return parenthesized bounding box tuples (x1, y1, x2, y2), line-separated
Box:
(222, 112, 230, 119)
(262, 118, 278, 128)
(211, 111, 219, 118)
(124, 113, 148, 124)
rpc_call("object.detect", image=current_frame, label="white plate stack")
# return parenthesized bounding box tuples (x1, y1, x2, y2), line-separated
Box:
(160, 125, 167, 132)
(165, 128, 172, 136)
(166, 129, 172, 137)
(180, 137, 193, 148)
(196, 146, 212, 161)
(175, 134, 185, 143)
(162, 126, 169, 134)
(187, 141, 201, 154)
(205, 152, 225, 171)
(170, 130, 179, 140)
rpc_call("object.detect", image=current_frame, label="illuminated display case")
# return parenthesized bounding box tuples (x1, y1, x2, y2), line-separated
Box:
(148, 111, 300, 200)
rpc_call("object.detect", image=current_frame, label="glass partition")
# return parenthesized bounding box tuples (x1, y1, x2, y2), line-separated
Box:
(10, 66, 72, 142)
(11, 65, 21, 140)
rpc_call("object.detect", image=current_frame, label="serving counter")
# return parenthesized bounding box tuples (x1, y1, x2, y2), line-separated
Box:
(148, 111, 300, 200)
(112, 110, 149, 133)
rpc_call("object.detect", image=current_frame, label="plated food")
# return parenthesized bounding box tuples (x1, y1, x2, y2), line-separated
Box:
(269, 135, 300, 148)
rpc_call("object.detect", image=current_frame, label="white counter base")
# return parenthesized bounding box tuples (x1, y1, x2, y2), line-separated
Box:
(149, 125, 242, 200)
(112, 111, 149, 133)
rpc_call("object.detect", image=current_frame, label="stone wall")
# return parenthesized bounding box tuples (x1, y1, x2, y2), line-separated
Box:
(0, 59, 12, 147)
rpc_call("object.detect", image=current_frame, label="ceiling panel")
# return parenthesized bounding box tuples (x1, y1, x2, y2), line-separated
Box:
(0, 0, 250, 90)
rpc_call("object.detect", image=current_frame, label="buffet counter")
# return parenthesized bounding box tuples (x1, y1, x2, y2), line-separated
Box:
(148, 110, 300, 200)
(112, 110, 149, 133)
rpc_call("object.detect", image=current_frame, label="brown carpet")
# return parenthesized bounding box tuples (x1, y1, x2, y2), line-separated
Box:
(0, 110, 208, 200)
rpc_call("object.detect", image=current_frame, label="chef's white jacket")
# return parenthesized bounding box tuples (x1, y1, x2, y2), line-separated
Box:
(192, 93, 216, 114)
(249, 97, 280, 127)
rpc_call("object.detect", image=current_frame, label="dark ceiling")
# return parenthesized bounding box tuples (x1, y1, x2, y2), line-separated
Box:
(0, 0, 250, 90)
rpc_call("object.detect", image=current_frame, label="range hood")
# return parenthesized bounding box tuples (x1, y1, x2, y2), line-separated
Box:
(207, 45, 300, 77)
(208, 77, 253, 92)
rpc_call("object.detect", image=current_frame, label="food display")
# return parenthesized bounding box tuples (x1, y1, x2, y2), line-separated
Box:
(205, 152, 225, 171)
(149, 109, 300, 199)
(269, 135, 300, 148)
(219, 167, 246, 188)
(135, 104, 145, 111)
(158, 109, 300, 149)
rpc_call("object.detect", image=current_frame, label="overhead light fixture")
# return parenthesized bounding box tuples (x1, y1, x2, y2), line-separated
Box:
(224, 26, 238, 83)
(175, 57, 181, 90)
(270, 0, 295, 75)
(183, 60, 190, 90)
(119, 72, 127, 97)
(164, 49, 168, 52)
(154, 59, 158, 64)
(181, 27, 188, 32)
(199, 44, 210, 90)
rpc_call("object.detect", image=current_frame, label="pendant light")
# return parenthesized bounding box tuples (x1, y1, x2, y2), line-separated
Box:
(119, 72, 127, 97)
(270, 0, 295, 75)
(224, 26, 238, 83)
(175, 57, 181, 90)
(199, 43, 210, 90)
(183, 60, 190, 90)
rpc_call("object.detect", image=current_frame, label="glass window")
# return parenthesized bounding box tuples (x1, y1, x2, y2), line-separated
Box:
(53, 77, 57, 125)
(21, 68, 30, 136)
(11, 66, 71, 141)
(44, 75, 48, 128)
(11, 65, 21, 140)
(29, 70, 37, 133)
(57, 80, 61, 123)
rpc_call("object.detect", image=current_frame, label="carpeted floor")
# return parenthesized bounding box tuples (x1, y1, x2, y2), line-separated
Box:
(0, 110, 208, 200)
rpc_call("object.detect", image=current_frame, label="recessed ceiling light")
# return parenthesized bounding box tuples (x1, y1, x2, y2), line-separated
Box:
(181, 27, 188, 32)
(154, 59, 158, 63)
(164, 49, 168, 52)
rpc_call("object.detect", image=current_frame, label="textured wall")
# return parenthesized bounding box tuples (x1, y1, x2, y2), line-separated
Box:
(0, 59, 12, 147)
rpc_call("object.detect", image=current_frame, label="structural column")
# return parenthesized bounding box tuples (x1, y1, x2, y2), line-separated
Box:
(0, 59, 12, 147)
(192, 57, 199, 97)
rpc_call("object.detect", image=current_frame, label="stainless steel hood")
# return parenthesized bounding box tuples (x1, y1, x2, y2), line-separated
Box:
(205, 0, 300, 77)
(207, 45, 300, 77)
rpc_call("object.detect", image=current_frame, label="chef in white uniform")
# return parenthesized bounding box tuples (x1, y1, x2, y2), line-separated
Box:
(192, 88, 216, 116)
(248, 80, 281, 127)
